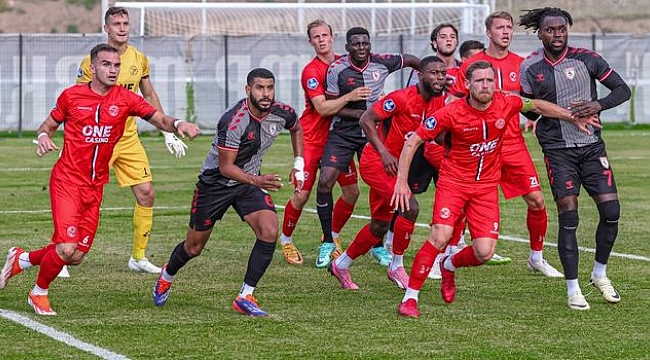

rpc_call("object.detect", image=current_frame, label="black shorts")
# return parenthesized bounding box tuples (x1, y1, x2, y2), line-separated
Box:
(542, 141, 617, 201)
(408, 144, 439, 194)
(189, 181, 276, 231)
(321, 131, 366, 172)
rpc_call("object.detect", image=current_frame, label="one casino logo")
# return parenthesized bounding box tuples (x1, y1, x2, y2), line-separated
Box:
(382, 99, 395, 112)
(82, 125, 113, 144)
(307, 78, 318, 90)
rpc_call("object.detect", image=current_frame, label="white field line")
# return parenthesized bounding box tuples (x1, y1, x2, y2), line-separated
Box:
(1, 205, 648, 263)
(0, 309, 130, 360)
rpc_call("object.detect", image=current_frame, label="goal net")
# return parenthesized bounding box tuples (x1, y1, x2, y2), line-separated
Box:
(114, 1, 490, 37)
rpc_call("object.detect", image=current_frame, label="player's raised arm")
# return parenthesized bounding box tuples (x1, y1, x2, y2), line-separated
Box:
(147, 112, 200, 140)
(526, 97, 601, 134)
(313, 87, 370, 117)
(402, 53, 421, 70)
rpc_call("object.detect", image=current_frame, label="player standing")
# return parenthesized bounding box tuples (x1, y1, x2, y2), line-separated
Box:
(279, 19, 370, 266)
(519, 7, 631, 310)
(75, 7, 187, 274)
(329, 56, 447, 290)
(0, 44, 199, 315)
(152, 68, 304, 317)
(393, 61, 589, 317)
(449, 11, 563, 275)
(315, 27, 419, 269)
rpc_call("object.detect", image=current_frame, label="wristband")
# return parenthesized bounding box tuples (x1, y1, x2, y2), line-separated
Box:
(293, 156, 305, 171)
(37, 132, 48, 139)
(173, 119, 184, 129)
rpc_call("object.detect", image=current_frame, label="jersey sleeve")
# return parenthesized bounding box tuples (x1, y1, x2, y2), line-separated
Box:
(415, 107, 448, 142)
(372, 90, 405, 121)
(217, 103, 247, 151)
(584, 50, 613, 82)
(275, 102, 298, 130)
(50, 89, 70, 123)
(302, 63, 325, 101)
(140, 52, 151, 79)
(503, 93, 525, 120)
(125, 90, 157, 120)
(75, 56, 92, 84)
(375, 53, 404, 73)
(449, 61, 469, 98)
(325, 63, 340, 97)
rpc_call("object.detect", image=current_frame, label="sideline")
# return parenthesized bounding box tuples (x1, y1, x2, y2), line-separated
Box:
(0, 309, 130, 360)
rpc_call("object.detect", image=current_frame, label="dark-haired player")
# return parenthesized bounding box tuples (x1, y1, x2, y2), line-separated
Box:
(0, 44, 199, 315)
(519, 7, 631, 310)
(152, 68, 304, 317)
(329, 56, 447, 290)
(316, 27, 420, 269)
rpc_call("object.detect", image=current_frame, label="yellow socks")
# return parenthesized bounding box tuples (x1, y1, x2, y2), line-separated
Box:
(132, 203, 153, 260)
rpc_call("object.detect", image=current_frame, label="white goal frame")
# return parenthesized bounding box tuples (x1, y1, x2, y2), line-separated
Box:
(113, 1, 491, 36)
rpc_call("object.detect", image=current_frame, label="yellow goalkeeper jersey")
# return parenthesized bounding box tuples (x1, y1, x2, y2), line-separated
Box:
(76, 45, 151, 140)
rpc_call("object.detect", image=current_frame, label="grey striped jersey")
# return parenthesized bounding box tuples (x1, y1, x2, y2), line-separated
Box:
(199, 99, 297, 186)
(520, 46, 612, 149)
(325, 53, 403, 141)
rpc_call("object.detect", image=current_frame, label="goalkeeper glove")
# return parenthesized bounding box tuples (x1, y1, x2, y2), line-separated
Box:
(163, 131, 188, 158)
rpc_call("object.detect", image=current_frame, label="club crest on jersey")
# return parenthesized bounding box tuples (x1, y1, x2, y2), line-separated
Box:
(495, 118, 506, 129)
(269, 124, 277, 136)
(599, 156, 610, 169)
(383, 99, 396, 112)
(439, 207, 451, 219)
(307, 78, 318, 90)
(129, 65, 138, 75)
(371, 71, 380, 81)
(67, 225, 77, 238)
(509, 71, 517, 82)
(564, 67, 576, 80)
(108, 105, 119, 117)
(424, 116, 437, 130)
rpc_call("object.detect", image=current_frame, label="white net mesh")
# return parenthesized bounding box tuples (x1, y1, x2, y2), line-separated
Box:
(114, 2, 490, 37)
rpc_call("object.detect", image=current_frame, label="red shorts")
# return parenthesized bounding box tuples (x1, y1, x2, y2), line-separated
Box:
(50, 177, 103, 253)
(423, 141, 444, 169)
(499, 140, 542, 199)
(303, 143, 358, 191)
(432, 178, 500, 240)
(359, 147, 396, 222)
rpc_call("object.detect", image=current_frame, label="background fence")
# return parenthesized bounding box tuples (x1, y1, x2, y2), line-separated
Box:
(1, 32, 647, 132)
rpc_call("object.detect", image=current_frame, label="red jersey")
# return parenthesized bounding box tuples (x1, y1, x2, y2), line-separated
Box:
(299, 55, 340, 147)
(450, 51, 524, 145)
(50, 83, 157, 187)
(445, 66, 461, 90)
(415, 92, 523, 184)
(370, 86, 446, 157)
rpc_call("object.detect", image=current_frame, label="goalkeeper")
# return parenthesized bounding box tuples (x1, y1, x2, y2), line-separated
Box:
(74, 6, 188, 273)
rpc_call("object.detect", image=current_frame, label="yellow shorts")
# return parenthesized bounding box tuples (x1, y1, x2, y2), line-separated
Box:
(110, 135, 153, 187)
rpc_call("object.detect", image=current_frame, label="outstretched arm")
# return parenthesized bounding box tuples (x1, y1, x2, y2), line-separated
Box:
(142, 77, 189, 157)
(34, 116, 61, 156)
(313, 87, 371, 117)
(147, 112, 200, 140)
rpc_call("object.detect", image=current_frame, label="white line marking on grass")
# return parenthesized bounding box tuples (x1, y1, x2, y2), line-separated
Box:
(0, 309, 130, 360)
(2, 205, 649, 262)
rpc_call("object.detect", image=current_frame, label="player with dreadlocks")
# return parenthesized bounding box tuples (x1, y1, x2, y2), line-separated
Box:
(519, 7, 631, 310)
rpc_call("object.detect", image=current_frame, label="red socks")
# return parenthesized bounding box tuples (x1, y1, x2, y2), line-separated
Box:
(527, 208, 547, 251)
(408, 241, 440, 290)
(35, 249, 68, 290)
(392, 216, 415, 256)
(346, 224, 381, 260)
(450, 246, 484, 268)
(281, 200, 302, 237)
(28, 243, 56, 266)
(332, 197, 355, 234)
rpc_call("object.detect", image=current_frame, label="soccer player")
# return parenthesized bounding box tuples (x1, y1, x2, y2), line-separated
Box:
(152, 68, 304, 317)
(407, 24, 460, 87)
(75, 7, 187, 274)
(0, 44, 199, 315)
(315, 26, 419, 268)
(329, 56, 447, 290)
(448, 11, 563, 274)
(519, 7, 631, 310)
(393, 61, 593, 318)
(279, 19, 371, 266)
(459, 40, 485, 62)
